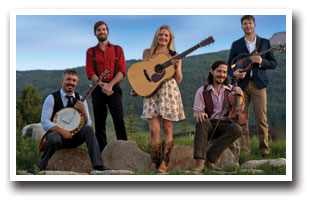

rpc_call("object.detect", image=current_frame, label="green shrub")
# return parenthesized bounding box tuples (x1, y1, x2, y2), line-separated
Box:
(16, 131, 42, 170)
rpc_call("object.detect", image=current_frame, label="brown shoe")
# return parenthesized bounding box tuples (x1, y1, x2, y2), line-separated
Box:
(150, 143, 161, 171)
(207, 160, 221, 171)
(191, 159, 205, 172)
(158, 141, 173, 173)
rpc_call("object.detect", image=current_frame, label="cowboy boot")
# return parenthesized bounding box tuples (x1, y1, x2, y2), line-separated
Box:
(158, 141, 173, 173)
(191, 158, 206, 172)
(149, 143, 161, 171)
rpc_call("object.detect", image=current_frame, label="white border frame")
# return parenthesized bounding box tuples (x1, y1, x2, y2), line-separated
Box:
(10, 8, 292, 181)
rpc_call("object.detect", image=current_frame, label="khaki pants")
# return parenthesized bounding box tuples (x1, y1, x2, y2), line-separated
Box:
(241, 80, 270, 155)
(194, 119, 242, 163)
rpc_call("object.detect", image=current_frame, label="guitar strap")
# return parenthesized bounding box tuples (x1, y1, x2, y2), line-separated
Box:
(92, 45, 118, 78)
(253, 37, 261, 54)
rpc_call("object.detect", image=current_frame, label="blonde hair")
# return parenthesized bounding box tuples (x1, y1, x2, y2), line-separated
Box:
(144, 25, 175, 61)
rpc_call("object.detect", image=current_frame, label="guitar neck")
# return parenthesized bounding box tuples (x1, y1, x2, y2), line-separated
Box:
(80, 85, 96, 102)
(162, 43, 202, 68)
(80, 72, 108, 102)
(256, 47, 277, 56)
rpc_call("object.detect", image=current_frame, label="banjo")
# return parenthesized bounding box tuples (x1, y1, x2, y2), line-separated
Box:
(53, 69, 110, 135)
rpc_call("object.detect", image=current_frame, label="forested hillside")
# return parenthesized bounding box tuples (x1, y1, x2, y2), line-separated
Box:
(16, 49, 286, 134)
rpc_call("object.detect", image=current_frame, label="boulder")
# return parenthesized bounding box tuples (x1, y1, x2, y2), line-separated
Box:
(168, 146, 195, 170)
(21, 123, 45, 141)
(229, 141, 240, 161)
(102, 140, 152, 171)
(90, 170, 135, 175)
(241, 158, 286, 169)
(41, 171, 88, 175)
(46, 148, 93, 173)
(168, 146, 239, 171)
(216, 148, 240, 169)
(43, 140, 241, 174)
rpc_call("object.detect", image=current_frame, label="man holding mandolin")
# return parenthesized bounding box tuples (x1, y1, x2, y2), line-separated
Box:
(227, 15, 277, 156)
(36, 69, 106, 172)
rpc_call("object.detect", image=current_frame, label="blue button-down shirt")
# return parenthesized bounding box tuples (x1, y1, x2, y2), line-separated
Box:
(40, 88, 92, 131)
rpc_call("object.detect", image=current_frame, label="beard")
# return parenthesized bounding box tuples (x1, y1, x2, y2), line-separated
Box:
(97, 34, 107, 42)
(64, 84, 75, 93)
(215, 80, 223, 84)
(214, 76, 226, 85)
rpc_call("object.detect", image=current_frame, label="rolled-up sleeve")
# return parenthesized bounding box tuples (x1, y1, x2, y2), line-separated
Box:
(40, 95, 55, 131)
(83, 99, 92, 126)
(117, 46, 126, 77)
(86, 48, 96, 80)
(193, 86, 205, 112)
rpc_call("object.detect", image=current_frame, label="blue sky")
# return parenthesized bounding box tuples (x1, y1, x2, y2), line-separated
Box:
(15, 14, 286, 71)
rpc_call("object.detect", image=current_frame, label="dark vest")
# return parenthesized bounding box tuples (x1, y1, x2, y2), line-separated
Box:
(50, 90, 80, 121)
(202, 85, 231, 118)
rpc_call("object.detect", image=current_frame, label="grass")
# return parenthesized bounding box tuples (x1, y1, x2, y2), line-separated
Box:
(16, 130, 286, 175)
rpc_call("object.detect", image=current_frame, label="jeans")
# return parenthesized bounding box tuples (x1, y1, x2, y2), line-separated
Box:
(38, 125, 103, 171)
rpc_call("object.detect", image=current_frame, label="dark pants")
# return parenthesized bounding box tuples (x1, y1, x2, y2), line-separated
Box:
(194, 119, 242, 163)
(38, 125, 104, 171)
(91, 84, 127, 152)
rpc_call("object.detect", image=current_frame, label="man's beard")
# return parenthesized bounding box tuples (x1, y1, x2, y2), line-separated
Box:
(97, 34, 107, 42)
(64, 84, 75, 93)
(214, 77, 226, 84)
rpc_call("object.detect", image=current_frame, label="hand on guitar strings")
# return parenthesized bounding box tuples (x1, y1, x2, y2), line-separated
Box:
(233, 69, 247, 80)
(250, 55, 263, 64)
(74, 100, 85, 113)
(171, 58, 181, 69)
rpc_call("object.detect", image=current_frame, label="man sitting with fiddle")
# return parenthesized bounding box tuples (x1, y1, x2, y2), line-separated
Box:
(192, 60, 243, 172)
(36, 69, 106, 172)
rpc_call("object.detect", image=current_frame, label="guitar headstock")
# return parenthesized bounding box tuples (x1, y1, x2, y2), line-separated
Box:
(100, 69, 111, 79)
(199, 36, 215, 47)
(272, 45, 285, 52)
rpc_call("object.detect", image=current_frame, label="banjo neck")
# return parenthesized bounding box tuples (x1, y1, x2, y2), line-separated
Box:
(80, 69, 110, 102)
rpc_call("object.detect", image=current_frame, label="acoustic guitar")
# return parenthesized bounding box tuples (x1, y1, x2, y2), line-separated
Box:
(127, 36, 214, 97)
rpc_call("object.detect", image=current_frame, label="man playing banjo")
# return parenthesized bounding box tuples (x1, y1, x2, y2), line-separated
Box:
(37, 69, 107, 172)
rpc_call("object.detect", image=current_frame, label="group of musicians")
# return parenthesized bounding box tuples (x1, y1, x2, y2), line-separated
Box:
(34, 15, 277, 173)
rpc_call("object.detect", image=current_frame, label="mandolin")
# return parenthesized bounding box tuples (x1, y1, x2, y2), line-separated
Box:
(231, 45, 285, 73)
(127, 36, 214, 97)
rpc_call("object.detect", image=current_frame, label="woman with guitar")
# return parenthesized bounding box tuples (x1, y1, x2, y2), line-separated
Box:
(132, 25, 185, 173)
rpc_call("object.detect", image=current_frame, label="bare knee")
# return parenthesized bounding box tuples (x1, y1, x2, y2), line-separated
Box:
(149, 126, 160, 139)
(162, 122, 173, 135)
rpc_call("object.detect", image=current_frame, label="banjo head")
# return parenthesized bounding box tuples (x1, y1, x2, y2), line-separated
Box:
(53, 107, 84, 135)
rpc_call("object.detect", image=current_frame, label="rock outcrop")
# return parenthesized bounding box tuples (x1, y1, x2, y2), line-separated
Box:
(46, 148, 93, 173)
(102, 140, 152, 171)
(21, 123, 45, 141)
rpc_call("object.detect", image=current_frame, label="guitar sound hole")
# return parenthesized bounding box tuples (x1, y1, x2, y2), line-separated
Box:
(155, 64, 164, 73)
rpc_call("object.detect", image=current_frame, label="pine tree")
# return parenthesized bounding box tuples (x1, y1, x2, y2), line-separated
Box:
(16, 84, 42, 130)
(126, 104, 139, 136)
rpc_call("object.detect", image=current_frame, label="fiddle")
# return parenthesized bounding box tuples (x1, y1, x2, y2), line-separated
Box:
(228, 78, 247, 125)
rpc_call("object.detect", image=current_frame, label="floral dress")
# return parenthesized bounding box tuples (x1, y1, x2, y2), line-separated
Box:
(141, 78, 185, 121)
